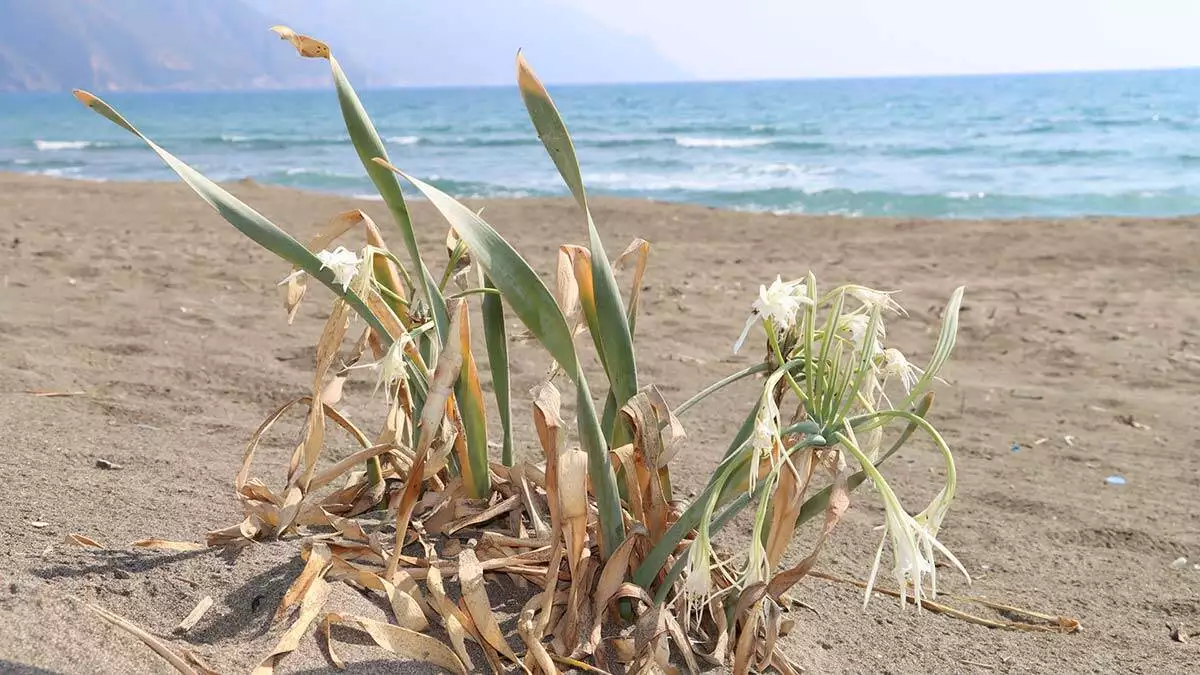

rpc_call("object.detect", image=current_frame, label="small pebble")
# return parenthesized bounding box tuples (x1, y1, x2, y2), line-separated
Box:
(95, 459, 123, 470)
(1171, 557, 1189, 570)
(30, 521, 49, 529)
(113, 569, 131, 580)
(1104, 475, 1126, 486)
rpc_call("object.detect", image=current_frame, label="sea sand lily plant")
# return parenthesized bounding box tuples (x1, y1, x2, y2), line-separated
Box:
(74, 26, 977, 674)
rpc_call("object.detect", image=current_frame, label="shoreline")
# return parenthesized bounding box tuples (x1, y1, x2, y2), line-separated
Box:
(7, 170, 1200, 224)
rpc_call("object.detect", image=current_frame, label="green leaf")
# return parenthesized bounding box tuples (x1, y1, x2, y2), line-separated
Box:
(327, 56, 450, 346)
(376, 160, 626, 557)
(517, 54, 639, 429)
(898, 286, 965, 411)
(72, 90, 393, 346)
(480, 275, 514, 466)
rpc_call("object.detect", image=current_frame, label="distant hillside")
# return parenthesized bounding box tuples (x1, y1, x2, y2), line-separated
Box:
(251, 0, 688, 86)
(0, 0, 687, 93)
(0, 0, 368, 92)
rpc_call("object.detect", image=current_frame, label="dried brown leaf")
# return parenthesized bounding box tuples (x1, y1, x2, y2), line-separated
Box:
(514, 463, 550, 538)
(614, 238, 651, 324)
(426, 563, 475, 671)
(64, 533, 104, 548)
(237, 397, 307, 494)
(274, 543, 331, 623)
(557, 448, 589, 576)
(519, 595, 559, 675)
(321, 614, 345, 669)
(731, 597, 761, 675)
(446, 494, 522, 535)
(662, 610, 699, 675)
(269, 25, 331, 59)
(582, 526, 645, 653)
(460, 548, 526, 670)
(764, 448, 817, 572)
(767, 458, 848, 600)
(325, 612, 467, 674)
(254, 578, 330, 675)
(309, 443, 397, 492)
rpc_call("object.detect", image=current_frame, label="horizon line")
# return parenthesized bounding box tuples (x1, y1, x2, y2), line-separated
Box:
(5, 63, 1200, 95)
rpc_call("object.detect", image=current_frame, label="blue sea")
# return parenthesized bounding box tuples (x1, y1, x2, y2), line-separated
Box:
(5, 69, 1200, 218)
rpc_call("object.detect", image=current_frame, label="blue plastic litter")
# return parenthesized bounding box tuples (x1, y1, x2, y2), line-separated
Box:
(1010, 443, 1021, 453)
(1104, 475, 1127, 486)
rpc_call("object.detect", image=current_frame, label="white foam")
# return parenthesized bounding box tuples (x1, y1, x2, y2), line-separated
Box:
(38, 167, 82, 177)
(675, 137, 771, 149)
(34, 140, 92, 151)
(386, 135, 421, 145)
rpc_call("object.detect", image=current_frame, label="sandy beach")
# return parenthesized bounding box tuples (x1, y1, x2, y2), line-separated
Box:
(1, 172, 1198, 673)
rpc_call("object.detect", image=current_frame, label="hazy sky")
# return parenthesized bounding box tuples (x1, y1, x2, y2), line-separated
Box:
(569, 0, 1200, 80)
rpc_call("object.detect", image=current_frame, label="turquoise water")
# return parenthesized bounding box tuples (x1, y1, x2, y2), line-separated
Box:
(5, 70, 1200, 218)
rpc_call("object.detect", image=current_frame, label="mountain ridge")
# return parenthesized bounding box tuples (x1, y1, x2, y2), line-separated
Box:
(0, 0, 686, 92)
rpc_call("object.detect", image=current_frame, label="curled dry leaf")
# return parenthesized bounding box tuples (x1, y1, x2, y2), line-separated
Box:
(557, 448, 589, 576)
(518, 594, 559, 675)
(324, 613, 467, 674)
(445, 494, 522, 535)
(767, 459, 848, 600)
(764, 448, 818, 573)
(425, 562, 475, 671)
(583, 526, 645, 653)
(254, 577, 331, 675)
(320, 614, 344, 670)
(460, 548, 527, 670)
(269, 25, 331, 59)
(273, 543, 331, 623)
(64, 533, 104, 548)
(128, 535, 204, 552)
(614, 238, 651, 328)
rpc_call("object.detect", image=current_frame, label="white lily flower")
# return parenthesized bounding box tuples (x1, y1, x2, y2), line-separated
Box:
(751, 413, 778, 455)
(742, 538, 770, 588)
(372, 334, 414, 402)
(747, 395, 782, 492)
(858, 475, 968, 610)
(733, 276, 813, 353)
(316, 246, 362, 292)
(680, 534, 714, 630)
(846, 285, 906, 316)
(838, 313, 885, 356)
(865, 497, 969, 610)
(882, 347, 923, 393)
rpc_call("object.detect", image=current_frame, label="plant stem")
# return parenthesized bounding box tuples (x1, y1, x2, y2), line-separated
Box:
(675, 362, 770, 417)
